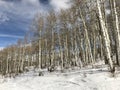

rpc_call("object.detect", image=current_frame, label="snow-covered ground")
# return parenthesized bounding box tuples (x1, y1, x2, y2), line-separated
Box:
(0, 64, 120, 90)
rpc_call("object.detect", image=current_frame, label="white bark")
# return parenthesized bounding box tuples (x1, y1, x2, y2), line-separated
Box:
(39, 39, 42, 69)
(112, 0, 120, 65)
(79, 8, 94, 64)
(97, 0, 114, 70)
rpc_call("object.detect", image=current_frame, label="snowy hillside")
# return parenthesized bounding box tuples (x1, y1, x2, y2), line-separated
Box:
(0, 0, 120, 90)
(0, 64, 120, 90)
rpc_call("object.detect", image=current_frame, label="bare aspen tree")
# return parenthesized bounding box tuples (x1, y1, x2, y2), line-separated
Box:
(110, 0, 120, 65)
(78, 2, 94, 64)
(96, 0, 114, 71)
(37, 15, 44, 69)
(6, 48, 9, 75)
(47, 11, 57, 67)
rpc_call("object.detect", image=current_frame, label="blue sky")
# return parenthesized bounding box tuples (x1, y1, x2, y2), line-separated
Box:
(0, 0, 70, 48)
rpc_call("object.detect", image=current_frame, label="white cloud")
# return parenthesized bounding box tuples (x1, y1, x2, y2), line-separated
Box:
(0, 34, 23, 39)
(0, 12, 9, 24)
(50, 0, 71, 11)
(22, 0, 40, 6)
(0, 0, 71, 20)
(0, 0, 46, 20)
(0, 0, 72, 47)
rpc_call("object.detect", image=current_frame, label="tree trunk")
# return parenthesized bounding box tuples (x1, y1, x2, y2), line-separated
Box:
(97, 0, 114, 71)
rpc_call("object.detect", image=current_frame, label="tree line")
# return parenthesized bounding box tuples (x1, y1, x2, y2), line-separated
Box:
(0, 0, 120, 77)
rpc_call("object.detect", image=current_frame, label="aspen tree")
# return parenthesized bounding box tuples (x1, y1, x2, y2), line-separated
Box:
(37, 15, 44, 69)
(96, 0, 114, 71)
(110, 0, 120, 65)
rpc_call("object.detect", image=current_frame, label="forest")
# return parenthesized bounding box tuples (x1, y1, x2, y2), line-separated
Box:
(0, 0, 120, 78)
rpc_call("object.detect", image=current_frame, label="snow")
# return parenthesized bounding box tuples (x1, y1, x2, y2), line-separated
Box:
(0, 64, 120, 90)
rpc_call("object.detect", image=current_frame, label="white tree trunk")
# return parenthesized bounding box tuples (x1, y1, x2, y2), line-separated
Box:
(79, 8, 94, 64)
(112, 0, 120, 65)
(97, 0, 114, 71)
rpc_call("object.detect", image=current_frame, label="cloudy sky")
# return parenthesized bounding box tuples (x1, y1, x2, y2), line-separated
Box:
(0, 0, 70, 48)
